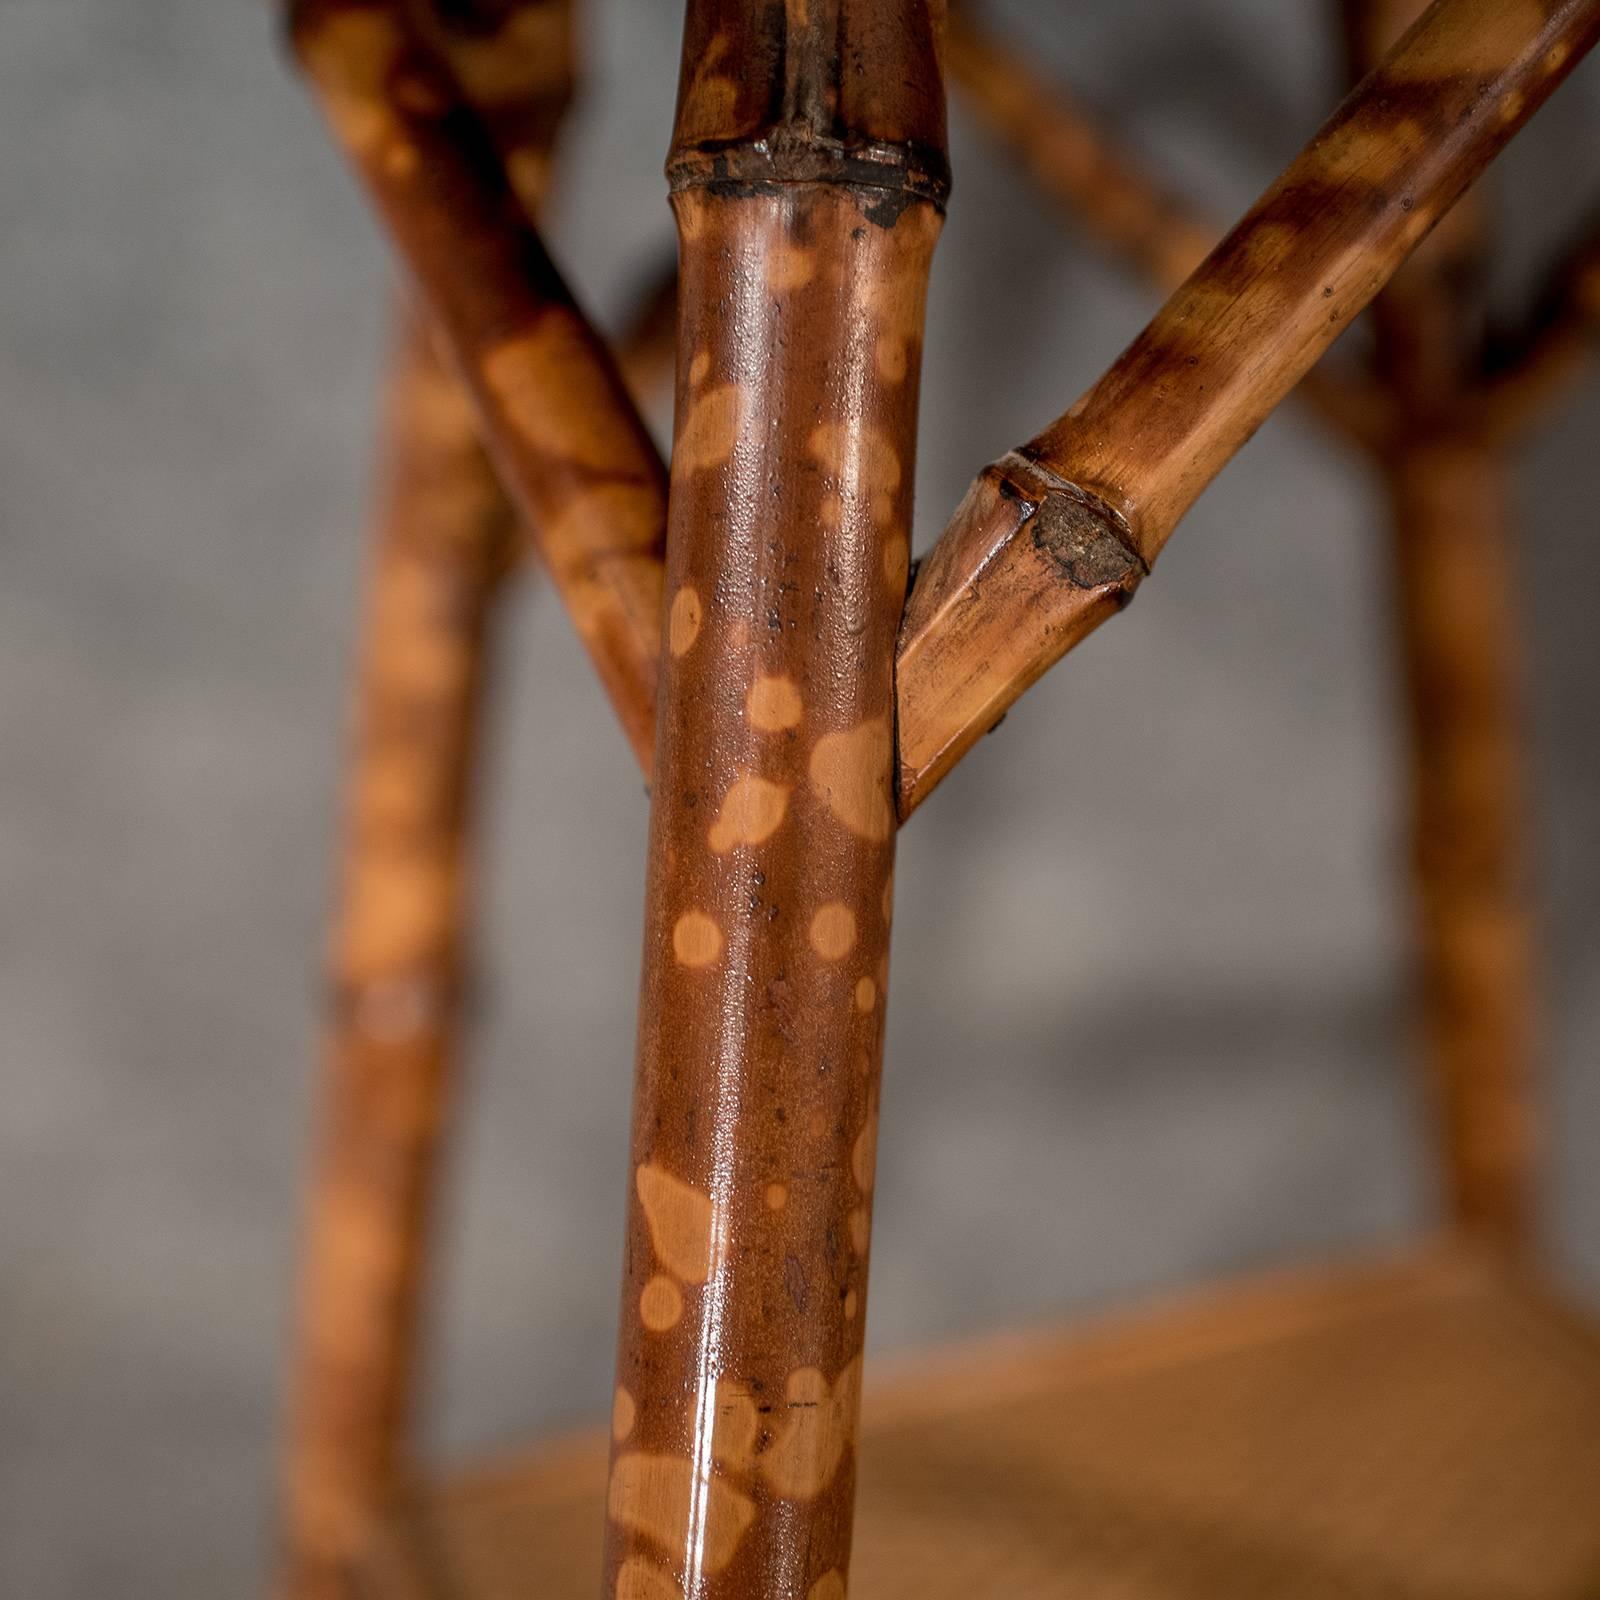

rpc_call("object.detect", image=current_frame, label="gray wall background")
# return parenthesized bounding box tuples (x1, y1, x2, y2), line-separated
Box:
(4, 2, 1599, 1595)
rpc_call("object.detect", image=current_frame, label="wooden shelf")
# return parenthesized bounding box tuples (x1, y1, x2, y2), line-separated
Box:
(365, 1248, 1600, 1599)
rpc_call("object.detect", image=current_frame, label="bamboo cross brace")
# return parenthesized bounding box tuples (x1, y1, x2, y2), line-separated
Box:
(943, 4, 1393, 455)
(896, 0, 1600, 816)
(289, 0, 666, 770)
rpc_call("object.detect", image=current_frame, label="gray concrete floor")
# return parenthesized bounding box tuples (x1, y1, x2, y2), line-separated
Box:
(3, 2, 1599, 1595)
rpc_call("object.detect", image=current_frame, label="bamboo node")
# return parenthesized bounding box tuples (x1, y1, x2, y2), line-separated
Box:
(998, 452, 1146, 595)
(667, 132, 951, 215)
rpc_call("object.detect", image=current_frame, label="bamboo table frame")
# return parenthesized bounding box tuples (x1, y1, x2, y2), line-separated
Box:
(272, 1, 1600, 1596)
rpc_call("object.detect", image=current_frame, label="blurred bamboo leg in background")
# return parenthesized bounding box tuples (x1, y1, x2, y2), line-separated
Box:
(1344, 0, 1538, 1254)
(277, 4, 575, 1593)
(277, 302, 515, 1600)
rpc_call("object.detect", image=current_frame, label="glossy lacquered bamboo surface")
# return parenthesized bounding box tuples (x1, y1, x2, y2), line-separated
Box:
(601, 6, 945, 1597)
(896, 0, 1600, 816)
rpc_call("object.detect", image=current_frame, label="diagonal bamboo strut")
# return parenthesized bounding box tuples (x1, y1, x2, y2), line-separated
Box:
(896, 0, 1600, 818)
(1344, 0, 1539, 1254)
(1483, 205, 1600, 439)
(289, 0, 666, 770)
(943, 5, 1392, 454)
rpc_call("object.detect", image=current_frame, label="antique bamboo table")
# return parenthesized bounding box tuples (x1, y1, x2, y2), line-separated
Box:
(271, 1, 1600, 1596)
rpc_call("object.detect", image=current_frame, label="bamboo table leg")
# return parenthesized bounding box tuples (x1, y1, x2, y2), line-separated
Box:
(1346, 0, 1539, 1254)
(276, 304, 514, 1600)
(277, 7, 576, 1594)
(601, 5, 946, 1597)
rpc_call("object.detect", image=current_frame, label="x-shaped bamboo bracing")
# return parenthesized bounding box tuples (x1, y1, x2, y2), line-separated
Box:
(290, 0, 1600, 824)
(896, 0, 1600, 812)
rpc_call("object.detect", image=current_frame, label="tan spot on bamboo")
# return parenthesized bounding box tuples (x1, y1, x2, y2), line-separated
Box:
(807, 424, 902, 528)
(613, 1386, 638, 1442)
(668, 587, 702, 656)
(608, 1454, 754, 1575)
(673, 383, 743, 478)
(690, 76, 739, 125)
(482, 337, 619, 471)
(852, 1105, 879, 1192)
(639, 1275, 684, 1332)
(615, 1556, 684, 1600)
(758, 1358, 863, 1499)
(711, 1381, 760, 1468)
(848, 1206, 870, 1255)
(843, 1290, 858, 1322)
(764, 1183, 788, 1211)
(708, 775, 791, 853)
(672, 911, 722, 969)
(811, 1571, 848, 1600)
(809, 902, 857, 961)
(636, 1164, 715, 1283)
(810, 719, 894, 841)
(381, 141, 419, 178)
(688, 350, 711, 387)
(875, 333, 908, 383)
(443, 7, 569, 103)
(545, 483, 662, 564)
(854, 976, 876, 1013)
(882, 533, 909, 591)
(767, 241, 817, 291)
(302, 11, 403, 157)
(506, 149, 550, 212)
(747, 675, 803, 732)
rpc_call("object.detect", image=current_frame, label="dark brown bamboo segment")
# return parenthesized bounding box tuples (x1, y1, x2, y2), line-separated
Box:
(601, 6, 945, 1598)
(1484, 207, 1600, 439)
(898, 0, 1600, 817)
(277, 303, 514, 1600)
(1345, 0, 1539, 1252)
(289, 0, 665, 769)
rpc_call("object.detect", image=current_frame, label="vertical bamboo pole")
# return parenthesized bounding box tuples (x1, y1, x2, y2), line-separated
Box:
(277, 306, 514, 1600)
(277, 6, 573, 1594)
(1344, 0, 1539, 1252)
(602, 5, 946, 1598)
